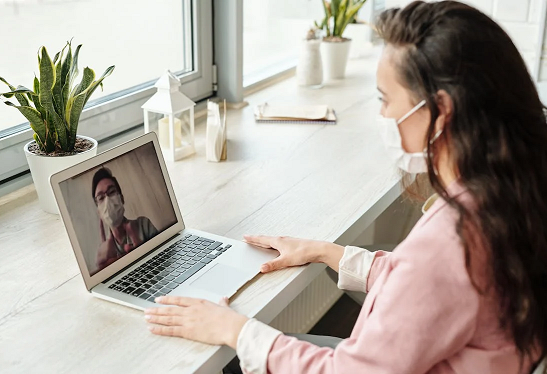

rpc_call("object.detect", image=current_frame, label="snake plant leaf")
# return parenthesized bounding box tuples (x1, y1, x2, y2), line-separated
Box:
(31, 76, 47, 119)
(3, 101, 47, 144)
(33, 133, 46, 150)
(66, 66, 95, 130)
(44, 113, 56, 152)
(59, 42, 73, 110)
(38, 46, 68, 150)
(66, 67, 96, 147)
(1, 87, 33, 107)
(33, 76, 39, 95)
(0, 77, 30, 107)
(321, 1, 331, 36)
(335, 0, 349, 36)
(338, 0, 366, 36)
(83, 65, 115, 107)
(62, 44, 81, 109)
(16, 85, 32, 107)
(53, 51, 61, 64)
(0, 87, 33, 96)
(331, 0, 341, 36)
(67, 90, 88, 148)
(52, 42, 68, 116)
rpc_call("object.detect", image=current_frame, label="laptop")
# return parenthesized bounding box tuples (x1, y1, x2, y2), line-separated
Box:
(50, 132, 277, 310)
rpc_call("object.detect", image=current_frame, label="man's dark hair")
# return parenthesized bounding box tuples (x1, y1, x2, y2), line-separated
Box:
(91, 167, 123, 205)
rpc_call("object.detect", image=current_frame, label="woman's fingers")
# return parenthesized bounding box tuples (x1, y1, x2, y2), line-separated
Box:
(145, 306, 186, 316)
(145, 314, 184, 326)
(261, 257, 288, 273)
(148, 324, 185, 337)
(243, 235, 275, 248)
(155, 296, 202, 307)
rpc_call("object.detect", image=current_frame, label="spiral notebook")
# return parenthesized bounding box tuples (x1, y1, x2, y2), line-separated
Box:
(254, 103, 337, 124)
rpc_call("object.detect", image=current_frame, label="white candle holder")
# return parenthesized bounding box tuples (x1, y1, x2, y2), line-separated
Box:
(142, 70, 196, 161)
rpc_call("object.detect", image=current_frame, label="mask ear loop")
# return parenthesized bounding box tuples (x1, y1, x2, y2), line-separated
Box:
(397, 99, 427, 125)
(425, 129, 444, 176)
(430, 129, 443, 144)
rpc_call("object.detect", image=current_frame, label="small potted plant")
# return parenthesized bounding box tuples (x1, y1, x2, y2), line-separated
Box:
(315, 0, 368, 79)
(0, 41, 114, 213)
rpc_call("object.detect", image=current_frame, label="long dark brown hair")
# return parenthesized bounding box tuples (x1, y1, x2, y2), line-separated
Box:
(377, 1, 547, 371)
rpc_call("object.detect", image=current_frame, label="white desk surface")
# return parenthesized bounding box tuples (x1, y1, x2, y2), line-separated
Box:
(0, 50, 402, 374)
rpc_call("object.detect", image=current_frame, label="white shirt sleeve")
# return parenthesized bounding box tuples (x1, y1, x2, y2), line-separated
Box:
(337, 245, 376, 293)
(235, 246, 376, 373)
(236, 318, 282, 374)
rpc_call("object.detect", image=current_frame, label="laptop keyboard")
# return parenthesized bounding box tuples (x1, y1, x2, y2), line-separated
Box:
(107, 234, 232, 303)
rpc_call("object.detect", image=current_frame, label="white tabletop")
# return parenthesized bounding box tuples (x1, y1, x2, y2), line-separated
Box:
(0, 49, 402, 374)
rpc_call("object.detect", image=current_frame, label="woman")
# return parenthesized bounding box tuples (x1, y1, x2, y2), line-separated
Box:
(144, 1, 547, 373)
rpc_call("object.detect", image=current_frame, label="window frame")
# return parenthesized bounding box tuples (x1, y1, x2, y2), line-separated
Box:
(0, 0, 213, 186)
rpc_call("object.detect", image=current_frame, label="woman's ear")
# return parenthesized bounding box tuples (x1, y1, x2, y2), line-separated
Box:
(434, 90, 453, 133)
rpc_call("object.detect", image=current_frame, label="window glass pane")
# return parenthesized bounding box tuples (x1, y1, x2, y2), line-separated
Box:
(0, 0, 193, 133)
(243, 0, 324, 85)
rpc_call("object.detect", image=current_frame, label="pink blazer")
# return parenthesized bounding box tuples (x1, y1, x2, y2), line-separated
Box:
(236, 182, 534, 374)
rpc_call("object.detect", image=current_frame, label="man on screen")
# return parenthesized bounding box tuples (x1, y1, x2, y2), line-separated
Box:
(92, 168, 158, 270)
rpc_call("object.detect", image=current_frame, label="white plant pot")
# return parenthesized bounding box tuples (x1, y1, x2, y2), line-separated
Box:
(321, 39, 352, 80)
(24, 135, 98, 214)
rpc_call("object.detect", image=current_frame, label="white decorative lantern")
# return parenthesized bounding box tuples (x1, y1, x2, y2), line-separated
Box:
(142, 70, 196, 161)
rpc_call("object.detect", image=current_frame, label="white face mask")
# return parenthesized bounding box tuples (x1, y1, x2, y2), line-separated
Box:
(378, 99, 441, 174)
(98, 194, 125, 228)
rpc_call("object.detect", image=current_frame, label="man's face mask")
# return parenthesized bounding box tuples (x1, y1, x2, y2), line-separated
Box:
(98, 193, 125, 228)
(377, 99, 442, 174)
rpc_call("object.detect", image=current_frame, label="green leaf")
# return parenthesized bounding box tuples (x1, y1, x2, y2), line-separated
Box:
(335, 0, 348, 36)
(83, 65, 115, 107)
(0, 77, 31, 107)
(331, 0, 341, 36)
(33, 76, 40, 96)
(3, 101, 46, 144)
(44, 113, 56, 152)
(62, 44, 81, 111)
(15, 85, 32, 107)
(0, 87, 33, 96)
(31, 76, 48, 122)
(53, 51, 61, 64)
(66, 66, 95, 127)
(52, 42, 68, 116)
(38, 46, 68, 150)
(338, 0, 366, 36)
(33, 133, 46, 152)
(67, 65, 114, 148)
(321, 1, 332, 36)
(0, 76, 15, 90)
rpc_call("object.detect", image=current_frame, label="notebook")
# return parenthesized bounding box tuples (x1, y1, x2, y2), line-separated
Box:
(254, 103, 337, 124)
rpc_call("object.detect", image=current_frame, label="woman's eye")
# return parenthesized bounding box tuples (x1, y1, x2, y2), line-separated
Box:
(378, 97, 387, 105)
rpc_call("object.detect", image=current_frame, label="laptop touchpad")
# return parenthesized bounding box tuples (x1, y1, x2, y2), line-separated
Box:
(190, 263, 250, 297)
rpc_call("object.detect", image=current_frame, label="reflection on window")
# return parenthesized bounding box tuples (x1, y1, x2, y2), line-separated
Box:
(243, 0, 323, 86)
(0, 0, 192, 133)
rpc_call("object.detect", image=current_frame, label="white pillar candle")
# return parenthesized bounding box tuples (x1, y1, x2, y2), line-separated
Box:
(158, 116, 182, 149)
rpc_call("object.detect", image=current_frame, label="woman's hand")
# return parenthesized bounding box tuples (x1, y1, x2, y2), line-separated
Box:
(243, 235, 345, 273)
(145, 296, 248, 349)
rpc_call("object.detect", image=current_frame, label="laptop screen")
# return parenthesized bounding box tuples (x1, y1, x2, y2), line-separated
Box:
(58, 141, 178, 276)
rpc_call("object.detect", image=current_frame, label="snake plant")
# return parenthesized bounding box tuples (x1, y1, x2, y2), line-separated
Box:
(0, 41, 115, 153)
(315, 0, 368, 39)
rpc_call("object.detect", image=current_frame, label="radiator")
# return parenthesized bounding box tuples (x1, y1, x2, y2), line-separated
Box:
(268, 270, 344, 333)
